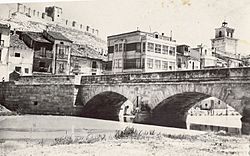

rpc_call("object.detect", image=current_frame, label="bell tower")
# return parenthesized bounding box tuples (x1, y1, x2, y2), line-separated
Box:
(211, 22, 238, 55)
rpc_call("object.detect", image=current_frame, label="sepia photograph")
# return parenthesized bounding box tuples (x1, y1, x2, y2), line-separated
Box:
(0, 0, 250, 155)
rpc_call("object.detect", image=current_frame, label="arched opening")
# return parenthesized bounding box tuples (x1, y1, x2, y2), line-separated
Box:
(150, 92, 210, 128)
(149, 92, 242, 134)
(187, 97, 242, 134)
(81, 91, 130, 121)
(219, 31, 222, 37)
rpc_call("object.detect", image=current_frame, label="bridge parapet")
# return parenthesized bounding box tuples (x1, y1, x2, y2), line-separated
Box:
(14, 75, 75, 85)
(81, 67, 250, 84)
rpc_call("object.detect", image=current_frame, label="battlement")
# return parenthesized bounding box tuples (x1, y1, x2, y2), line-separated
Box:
(13, 3, 99, 36)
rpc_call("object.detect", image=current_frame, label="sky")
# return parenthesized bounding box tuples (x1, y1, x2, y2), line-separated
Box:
(0, 0, 250, 55)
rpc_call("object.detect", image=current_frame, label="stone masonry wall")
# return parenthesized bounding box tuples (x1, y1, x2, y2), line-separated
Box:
(0, 75, 83, 116)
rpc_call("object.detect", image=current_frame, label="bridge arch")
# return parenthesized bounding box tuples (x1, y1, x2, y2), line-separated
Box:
(81, 91, 130, 121)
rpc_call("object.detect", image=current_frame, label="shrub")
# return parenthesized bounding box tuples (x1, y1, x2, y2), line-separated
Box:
(115, 127, 144, 139)
(52, 134, 106, 145)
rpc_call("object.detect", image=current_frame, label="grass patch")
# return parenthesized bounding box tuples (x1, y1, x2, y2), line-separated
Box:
(162, 133, 198, 141)
(52, 134, 106, 146)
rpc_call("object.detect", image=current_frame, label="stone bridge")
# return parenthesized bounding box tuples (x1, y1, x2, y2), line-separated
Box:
(1, 67, 250, 134)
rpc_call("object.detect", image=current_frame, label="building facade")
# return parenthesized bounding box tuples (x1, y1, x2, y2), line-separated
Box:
(107, 30, 177, 74)
(176, 45, 200, 70)
(21, 31, 54, 73)
(70, 44, 106, 76)
(43, 30, 72, 75)
(211, 22, 242, 68)
(0, 24, 10, 81)
(8, 33, 33, 77)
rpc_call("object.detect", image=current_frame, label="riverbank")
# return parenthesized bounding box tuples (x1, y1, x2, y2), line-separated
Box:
(0, 115, 249, 155)
(1, 129, 250, 156)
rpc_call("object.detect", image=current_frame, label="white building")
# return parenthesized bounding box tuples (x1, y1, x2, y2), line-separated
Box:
(107, 30, 177, 74)
(0, 24, 11, 82)
(8, 33, 33, 77)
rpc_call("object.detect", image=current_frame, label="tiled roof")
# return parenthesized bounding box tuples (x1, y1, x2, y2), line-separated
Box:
(47, 31, 72, 42)
(10, 34, 30, 49)
(24, 31, 51, 43)
(71, 44, 107, 61)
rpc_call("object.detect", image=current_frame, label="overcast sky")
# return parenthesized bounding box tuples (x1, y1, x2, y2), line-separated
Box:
(0, 0, 250, 55)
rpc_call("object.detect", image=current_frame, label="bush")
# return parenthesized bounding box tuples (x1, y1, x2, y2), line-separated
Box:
(162, 133, 198, 141)
(115, 127, 144, 139)
(52, 134, 106, 145)
(53, 136, 74, 145)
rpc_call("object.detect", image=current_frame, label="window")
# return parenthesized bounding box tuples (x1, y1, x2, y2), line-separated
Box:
(162, 61, 168, 70)
(155, 44, 161, 53)
(169, 47, 175, 56)
(39, 62, 45, 68)
(58, 45, 65, 58)
(126, 43, 137, 51)
(114, 44, 118, 52)
(142, 42, 146, 52)
(136, 43, 141, 52)
(0, 49, 1, 61)
(219, 31, 222, 37)
(155, 60, 161, 69)
(136, 59, 141, 68)
(59, 63, 65, 73)
(177, 58, 182, 68)
(162, 45, 168, 54)
(147, 58, 153, 69)
(15, 53, 20, 57)
(25, 68, 29, 74)
(118, 43, 123, 52)
(169, 62, 175, 71)
(118, 59, 122, 68)
(92, 61, 97, 68)
(108, 46, 114, 53)
(147, 42, 154, 52)
(15, 66, 21, 73)
(142, 58, 145, 68)
(40, 47, 46, 57)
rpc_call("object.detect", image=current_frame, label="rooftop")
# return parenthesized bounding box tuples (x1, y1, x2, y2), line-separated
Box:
(24, 31, 51, 43)
(46, 31, 72, 42)
(10, 34, 30, 49)
(71, 44, 107, 61)
(108, 30, 174, 42)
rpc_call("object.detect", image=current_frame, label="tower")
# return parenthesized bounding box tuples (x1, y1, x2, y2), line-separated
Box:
(45, 6, 63, 22)
(211, 22, 238, 55)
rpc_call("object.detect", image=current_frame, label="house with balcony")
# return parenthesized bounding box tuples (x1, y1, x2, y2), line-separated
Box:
(21, 30, 72, 75)
(21, 31, 53, 73)
(43, 30, 72, 74)
(0, 23, 11, 81)
(107, 30, 177, 74)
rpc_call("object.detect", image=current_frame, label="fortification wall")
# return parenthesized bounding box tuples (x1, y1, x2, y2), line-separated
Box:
(14, 3, 99, 36)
